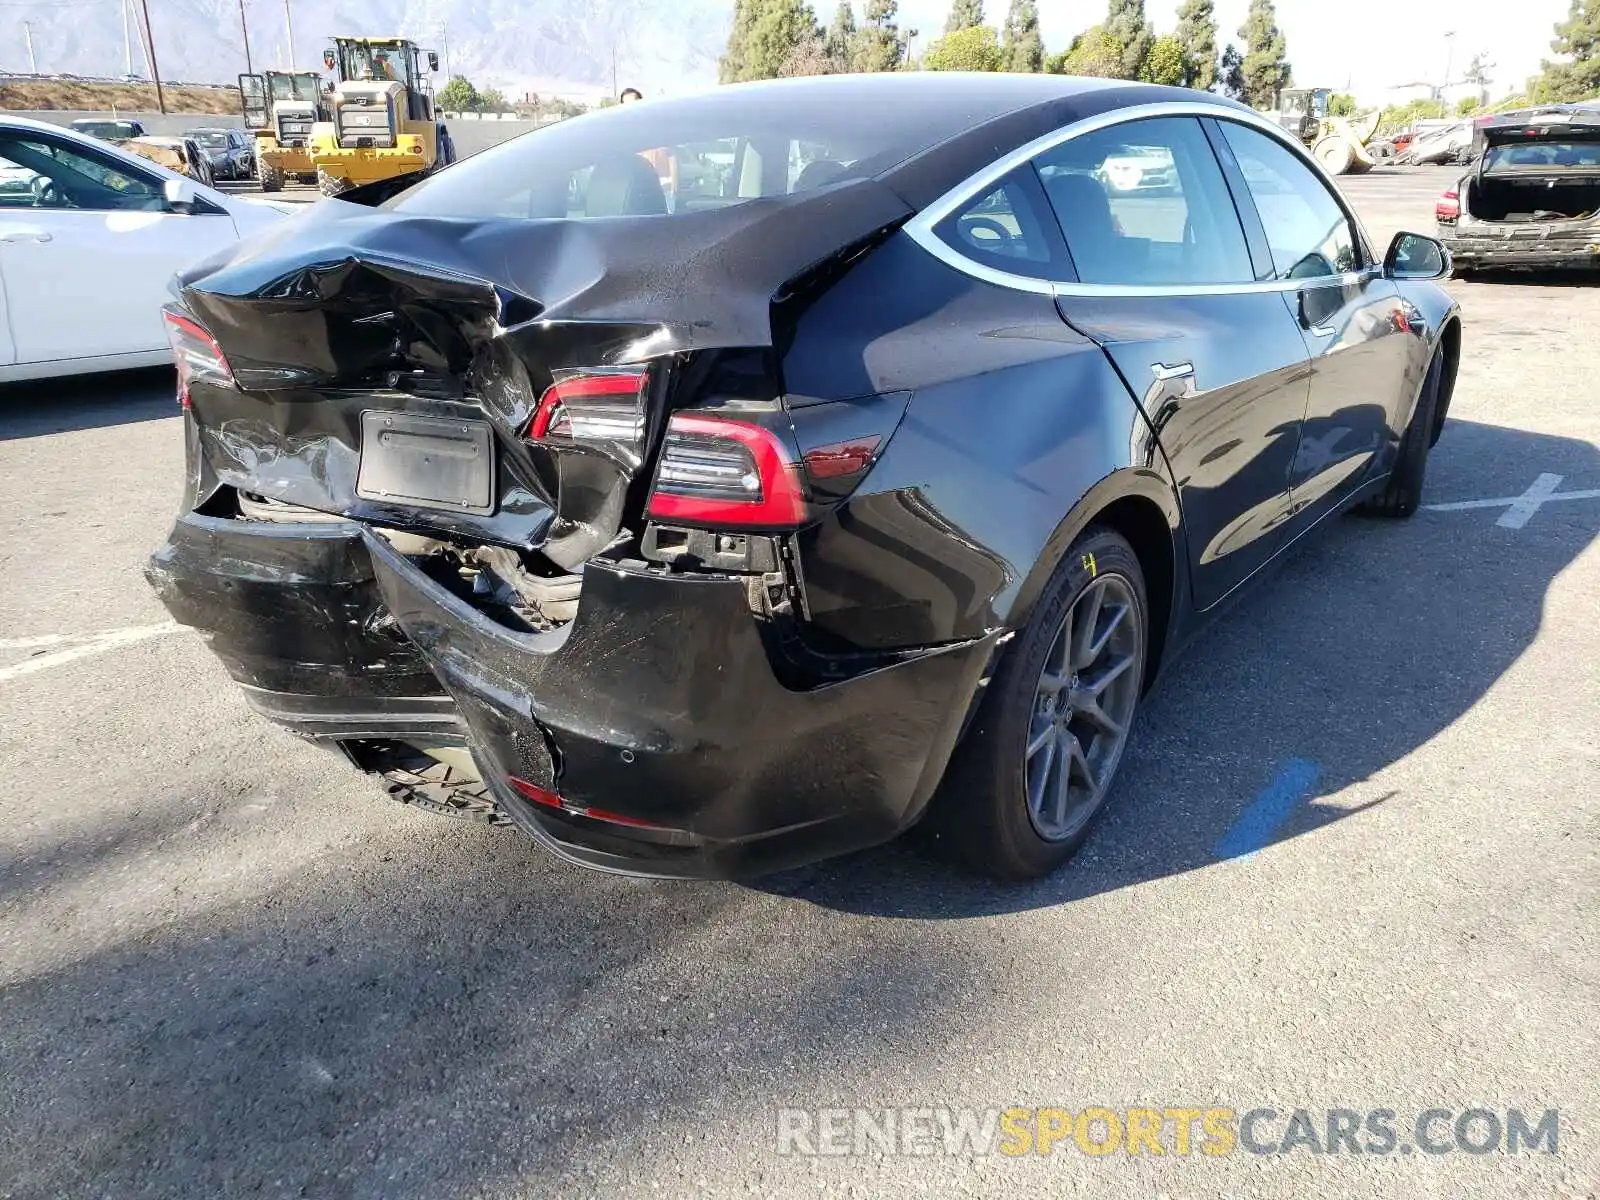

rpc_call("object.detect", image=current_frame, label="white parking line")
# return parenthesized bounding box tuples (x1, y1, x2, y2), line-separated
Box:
(1425, 473, 1600, 529)
(0, 622, 181, 683)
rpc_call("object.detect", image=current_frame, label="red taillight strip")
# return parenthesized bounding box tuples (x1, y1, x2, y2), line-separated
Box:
(162, 307, 234, 409)
(508, 775, 670, 831)
(647, 413, 807, 528)
(527, 368, 648, 440)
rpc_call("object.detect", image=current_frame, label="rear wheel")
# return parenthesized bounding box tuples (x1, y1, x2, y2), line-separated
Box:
(317, 167, 350, 198)
(1359, 346, 1445, 518)
(934, 528, 1148, 881)
(257, 161, 282, 192)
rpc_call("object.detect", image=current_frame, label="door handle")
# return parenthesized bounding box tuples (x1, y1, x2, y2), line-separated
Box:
(1151, 361, 1194, 382)
(0, 229, 51, 244)
(1307, 323, 1336, 338)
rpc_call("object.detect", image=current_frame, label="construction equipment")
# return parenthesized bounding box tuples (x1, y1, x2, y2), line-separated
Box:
(239, 70, 328, 192)
(1268, 87, 1387, 175)
(308, 37, 456, 197)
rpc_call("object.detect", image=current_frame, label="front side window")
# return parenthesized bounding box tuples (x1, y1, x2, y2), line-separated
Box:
(1217, 121, 1360, 279)
(1031, 116, 1253, 286)
(0, 135, 163, 212)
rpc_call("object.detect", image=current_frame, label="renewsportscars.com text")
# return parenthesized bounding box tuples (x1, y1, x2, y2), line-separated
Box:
(775, 1106, 1561, 1158)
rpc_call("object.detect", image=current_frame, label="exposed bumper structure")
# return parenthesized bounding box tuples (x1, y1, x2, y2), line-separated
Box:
(147, 510, 997, 879)
(1442, 225, 1600, 269)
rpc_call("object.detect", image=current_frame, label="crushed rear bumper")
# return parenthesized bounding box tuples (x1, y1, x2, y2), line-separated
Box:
(147, 510, 997, 879)
(1441, 223, 1600, 269)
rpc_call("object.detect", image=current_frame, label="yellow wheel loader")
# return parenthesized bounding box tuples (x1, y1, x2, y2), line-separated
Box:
(308, 38, 457, 197)
(1269, 88, 1389, 176)
(240, 70, 329, 192)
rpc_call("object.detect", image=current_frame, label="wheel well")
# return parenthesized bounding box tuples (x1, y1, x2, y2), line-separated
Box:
(1090, 495, 1175, 691)
(1432, 318, 1462, 446)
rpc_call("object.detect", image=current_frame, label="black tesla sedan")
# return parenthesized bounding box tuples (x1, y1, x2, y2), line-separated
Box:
(149, 74, 1461, 881)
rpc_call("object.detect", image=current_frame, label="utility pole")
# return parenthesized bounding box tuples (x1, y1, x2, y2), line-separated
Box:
(137, 0, 166, 113)
(1441, 30, 1457, 100)
(440, 24, 450, 79)
(22, 20, 37, 74)
(283, 0, 295, 67)
(238, 0, 254, 75)
(122, 0, 133, 75)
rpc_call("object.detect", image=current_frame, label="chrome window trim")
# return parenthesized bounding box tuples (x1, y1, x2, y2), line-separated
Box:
(903, 99, 1377, 299)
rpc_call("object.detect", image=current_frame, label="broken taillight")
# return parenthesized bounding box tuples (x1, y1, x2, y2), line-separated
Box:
(1436, 188, 1460, 223)
(646, 412, 807, 528)
(525, 366, 650, 468)
(162, 306, 234, 408)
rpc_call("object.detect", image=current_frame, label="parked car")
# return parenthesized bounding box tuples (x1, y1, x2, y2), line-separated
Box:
(1436, 105, 1600, 273)
(148, 75, 1462, 881)
(1398, 119, 1474, 165)
(68, 117, 146, 144)
(0, 115, 295, 382)
(186, 127, 254, 181)
(123, 135, 216, 187)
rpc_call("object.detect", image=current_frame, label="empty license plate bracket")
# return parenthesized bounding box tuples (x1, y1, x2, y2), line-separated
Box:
(356, 411, 496, 516)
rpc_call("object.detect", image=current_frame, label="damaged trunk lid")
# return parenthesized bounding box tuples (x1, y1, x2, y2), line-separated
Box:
(177, 179, 909, 574)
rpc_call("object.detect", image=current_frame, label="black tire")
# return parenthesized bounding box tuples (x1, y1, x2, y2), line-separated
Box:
(931, 527, 1149, 881)
(317, 167, 350, 198)
(257, 161, 283, 192)
(1358, 347, 1445, 518)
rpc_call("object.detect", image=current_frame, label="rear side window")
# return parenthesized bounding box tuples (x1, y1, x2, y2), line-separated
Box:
(932, 167, 1061, 279)
(1216, 121, 1360, 279)
(1031, 116, 1253, 287)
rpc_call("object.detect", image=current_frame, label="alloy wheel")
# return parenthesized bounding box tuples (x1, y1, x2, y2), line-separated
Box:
(1024, 573, 1144, 842)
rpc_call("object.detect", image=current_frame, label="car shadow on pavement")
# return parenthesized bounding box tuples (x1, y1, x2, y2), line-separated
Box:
(0, 367, 177, 438)
(755, 417, 1600, 918)
(1454, 269, 1600, 289)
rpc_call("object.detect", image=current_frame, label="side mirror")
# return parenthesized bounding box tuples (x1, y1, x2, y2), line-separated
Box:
(323, 48, 336, 70)
(163, 176, 199, 214)
(1385, 231, 1450, 280)
(428, 51, 440, 72)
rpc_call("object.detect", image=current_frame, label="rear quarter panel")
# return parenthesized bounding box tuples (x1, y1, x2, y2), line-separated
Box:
(782, 232, 1181, 651)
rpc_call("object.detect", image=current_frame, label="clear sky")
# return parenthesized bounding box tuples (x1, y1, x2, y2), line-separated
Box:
(897, 0, 1569, 104)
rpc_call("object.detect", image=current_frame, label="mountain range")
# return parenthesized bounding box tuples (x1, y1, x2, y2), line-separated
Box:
(0, 0, 733, 100)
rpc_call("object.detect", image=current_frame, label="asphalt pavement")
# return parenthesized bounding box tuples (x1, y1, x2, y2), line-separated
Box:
(0, 167, 1596, 1200)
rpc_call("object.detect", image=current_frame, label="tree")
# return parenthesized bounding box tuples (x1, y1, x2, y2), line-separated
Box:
(924, 23, 1004, 70)
(1105, 0, 1154, 79)
(478, 87, 508, 112)
(1058, 26, 1125, 78)
(1141, 35, 1187, 86)
(721, 0, 822, 82)
(854, 0, 906, 71)
(1001, 0, 1044, 72)
(1462, 52, 1494, 90)
(1217, 43, 1245, 100)
(1173, 0, 1217, 90)
(436, 75, 479, 113)
(1538, 0, 1600, 101)
(1455, 95, 1482, 116)
(944, 0, 984, 34)
(1328, 92, 1356, 116)
(781, 32, 836, 74)
(825, 2, 858, 72)
(1237, 0, 1291, 109)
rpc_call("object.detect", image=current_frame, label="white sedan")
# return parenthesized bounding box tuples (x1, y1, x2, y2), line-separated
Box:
(0, 115, 295, 383)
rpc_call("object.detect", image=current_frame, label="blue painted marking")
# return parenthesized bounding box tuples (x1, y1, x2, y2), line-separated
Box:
(1213, 758, 1321, 862)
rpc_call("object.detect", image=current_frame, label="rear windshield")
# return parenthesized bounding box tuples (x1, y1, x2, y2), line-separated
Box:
(191, 132, 229, 147)
(385, 81, 1008, 221)
(1484, 138, 1600, 172)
